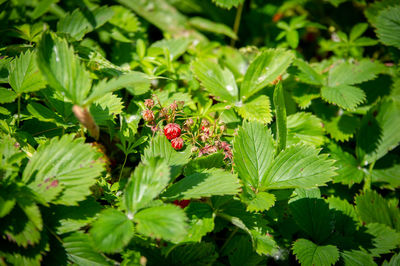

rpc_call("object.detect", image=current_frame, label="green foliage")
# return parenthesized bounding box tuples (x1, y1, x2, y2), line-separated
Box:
(293, 239, 339, 266)
(374, 5, 400, 49)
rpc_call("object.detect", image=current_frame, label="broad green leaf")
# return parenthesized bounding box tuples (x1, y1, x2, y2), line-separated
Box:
(9, 50, 46, 95)
(109, 5, 140, 33)
(292, 84, 321, 109)
(293, 59, 324, 86)
(328, 143, 364, 186)
(222, 234, 264, 266)
(167, 243, 218, 265)
(364, 0, 398, 25)
(143, 134, 191, 179)
(86, 71, 150, 104)
(37, 32, 92, 106)
(321, 85, 366, 111)
(366, 223, 400, 256)
(0, 195, 16, 218)
(233, 121, 275, 189)
(63, 231, 110, 265)
(22, 134, 105, 205)
(327, 60, 383, 87)
(150, 38, 192, 61)
(0, 87, 17, 104)
(326, 196, 358, 235)
(192, 59, 238, 103)
(372, 162, 400, 189)
(243, 191, 276, 212)
(57, 7, 114, 41)
(189, 17, 237, 39)
(184, 152, 225, 176)
(241, 49, 294, 99)
(263, 144, 336, 189)
(383, 253, 400, 266)
(162, 168, 240, 200)
(211, 0, 244, 9)
(293, 239, 339, 266)
(90, 93, 123, 126)
(290, 195, 333, 242)
(124, 157, 169, 214)
(27, 102, 70, 127)
(287, 30, 299, 49)
(184, 202, 215, 242)
(287, 112, 325, 147)
(355, 190, 400, 231)
(31, 0, 58, 19)
(273, 82, 287, 154)
(90, 209, 134, 253)
(375, 6, 400, 49)
(134, 204, 187, 242)
(341, 250, 376, 266)
(325, 114, 360, 142)
(236, 94, 272, 124)
(364, 99, 400, 163)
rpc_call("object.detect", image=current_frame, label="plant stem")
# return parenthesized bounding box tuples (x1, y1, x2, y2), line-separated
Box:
(273, 82, 287, 155)
(230, 2, 244, 46)
(17, 95, 21, 127)
(119, 153, 128, 182)
(220, 227, 238, 253)
(363, 161, 375, 191)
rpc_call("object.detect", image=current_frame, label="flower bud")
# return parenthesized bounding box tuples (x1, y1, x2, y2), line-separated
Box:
(144, 99, 154, 108)
(170, 101, 178, 111)
(142, 109, 155, 122)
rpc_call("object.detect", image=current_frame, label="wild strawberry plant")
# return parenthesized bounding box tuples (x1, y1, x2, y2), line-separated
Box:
(0, 0, 400, 265)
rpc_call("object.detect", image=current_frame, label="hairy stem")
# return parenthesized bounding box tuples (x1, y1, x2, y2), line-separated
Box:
(230, 2, 244, 46)
(119, 153, 128, 182)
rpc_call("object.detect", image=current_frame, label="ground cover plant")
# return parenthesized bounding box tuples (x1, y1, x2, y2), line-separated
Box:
(0, 0, 400, 265)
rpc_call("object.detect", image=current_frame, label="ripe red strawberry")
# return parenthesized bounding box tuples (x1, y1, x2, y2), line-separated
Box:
(173, 199, 190, 209)
(171, 137, 184, 150)
(164, 123, 181, 140)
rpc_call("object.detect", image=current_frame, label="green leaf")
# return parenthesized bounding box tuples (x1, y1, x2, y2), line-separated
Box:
(243, 191, 276, 212)
(366, 223, 400, 256)
(9, 50, 46, 95)
(63, 231, 110, 265)
(287, 112, 325, 147)
(192, 59, 238, 103)
(150, 38, 192, 61)
(292, 84, 320, 109)
(37, 32, 92, 106)
(355, 190, 400, 231)
(321, 85, 366, 111)
(263, 144, 336, 189)
(57, 7, 114, 41)
(134, 204, 187, 242)
(167, 242, 218, 265)
(90, 93, 123, 126)
(287, 30, 299, 49)
(184, 152, 225, 176)
(327, 60, 384, 87)
(189, 17, 237, 39)
(0, 87, 17, 104)
(109, 5, 140, 33)
(293, 239, 339, 266)
(340, 250, 376, 266)
(325, 114, 360, 142)
(27, 102, 70, 127)
(375, 6, 400, 49)
(372, 161, 400, 189)
(90, 209, 134, 253)
(383, 253, 400, 266)
(328, 143, 364, 186)
(0, 195, 16, 218)
(184, 202, 215, 242)
(349, 23, 369, 41)
(143, 134, 191, 179)
(273, 82, 287, 154)
(240, 49, 294, 99)
(31, 0, 59, 19)
(293, 59, 324, 86)
(236, 94, 272, 124)
(233, 120, 275, 190)
(290, 195, 333, 243)
(211, 0, 244, 9)
(162, 168, 240, 200)
(124, 157, 170, 214)
(22, 134, 105, 205)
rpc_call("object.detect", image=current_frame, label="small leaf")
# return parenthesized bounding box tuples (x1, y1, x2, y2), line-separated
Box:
(124, 157, 170, 214)
(293, 239, 339, 266)
(211, 0, 244, 9)
(90, 209, 134, 253)
(192, 59, 238, 103)
(340, 250, 376, 266)
(0, 87, 17, 103)
(243, 192, 276, 212)
(375, 6, 400, 49)
(184, 202, 215, 242)
(287, 112, 325, 147)
(325, 114, 360, 142)
(321, 85, 366, 111)
(236, 94, 272, 124)
(233, 120, 275, 190)
(134, 204, 187, 242)
(162, 168, 240, 200)
(366, 223, 400, 256)
(189, 17, 237, 39)
(293, 59, 324, 85)
(184, 152, 225, 176)
(63, 231, 110, 265)
(9, 50, 46, 95)
(150, 38, 192, 61)
(241, 49, 294, 99)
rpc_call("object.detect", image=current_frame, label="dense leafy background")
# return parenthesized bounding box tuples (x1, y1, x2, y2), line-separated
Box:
(0, 0, 399, 265)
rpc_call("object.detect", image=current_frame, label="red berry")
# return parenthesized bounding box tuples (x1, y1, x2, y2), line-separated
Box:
(171, 137, 184, 150)
(164, 123, 181, 140)
(173, 199, 190, 209)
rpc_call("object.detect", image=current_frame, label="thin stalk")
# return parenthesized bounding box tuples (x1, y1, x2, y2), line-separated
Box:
(17, 95, 21, 127)
(230, 2, 244, 46)
(363, 161, 375, 191)
(220, 227, 239, 253)
(119, 153, 128, 182)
